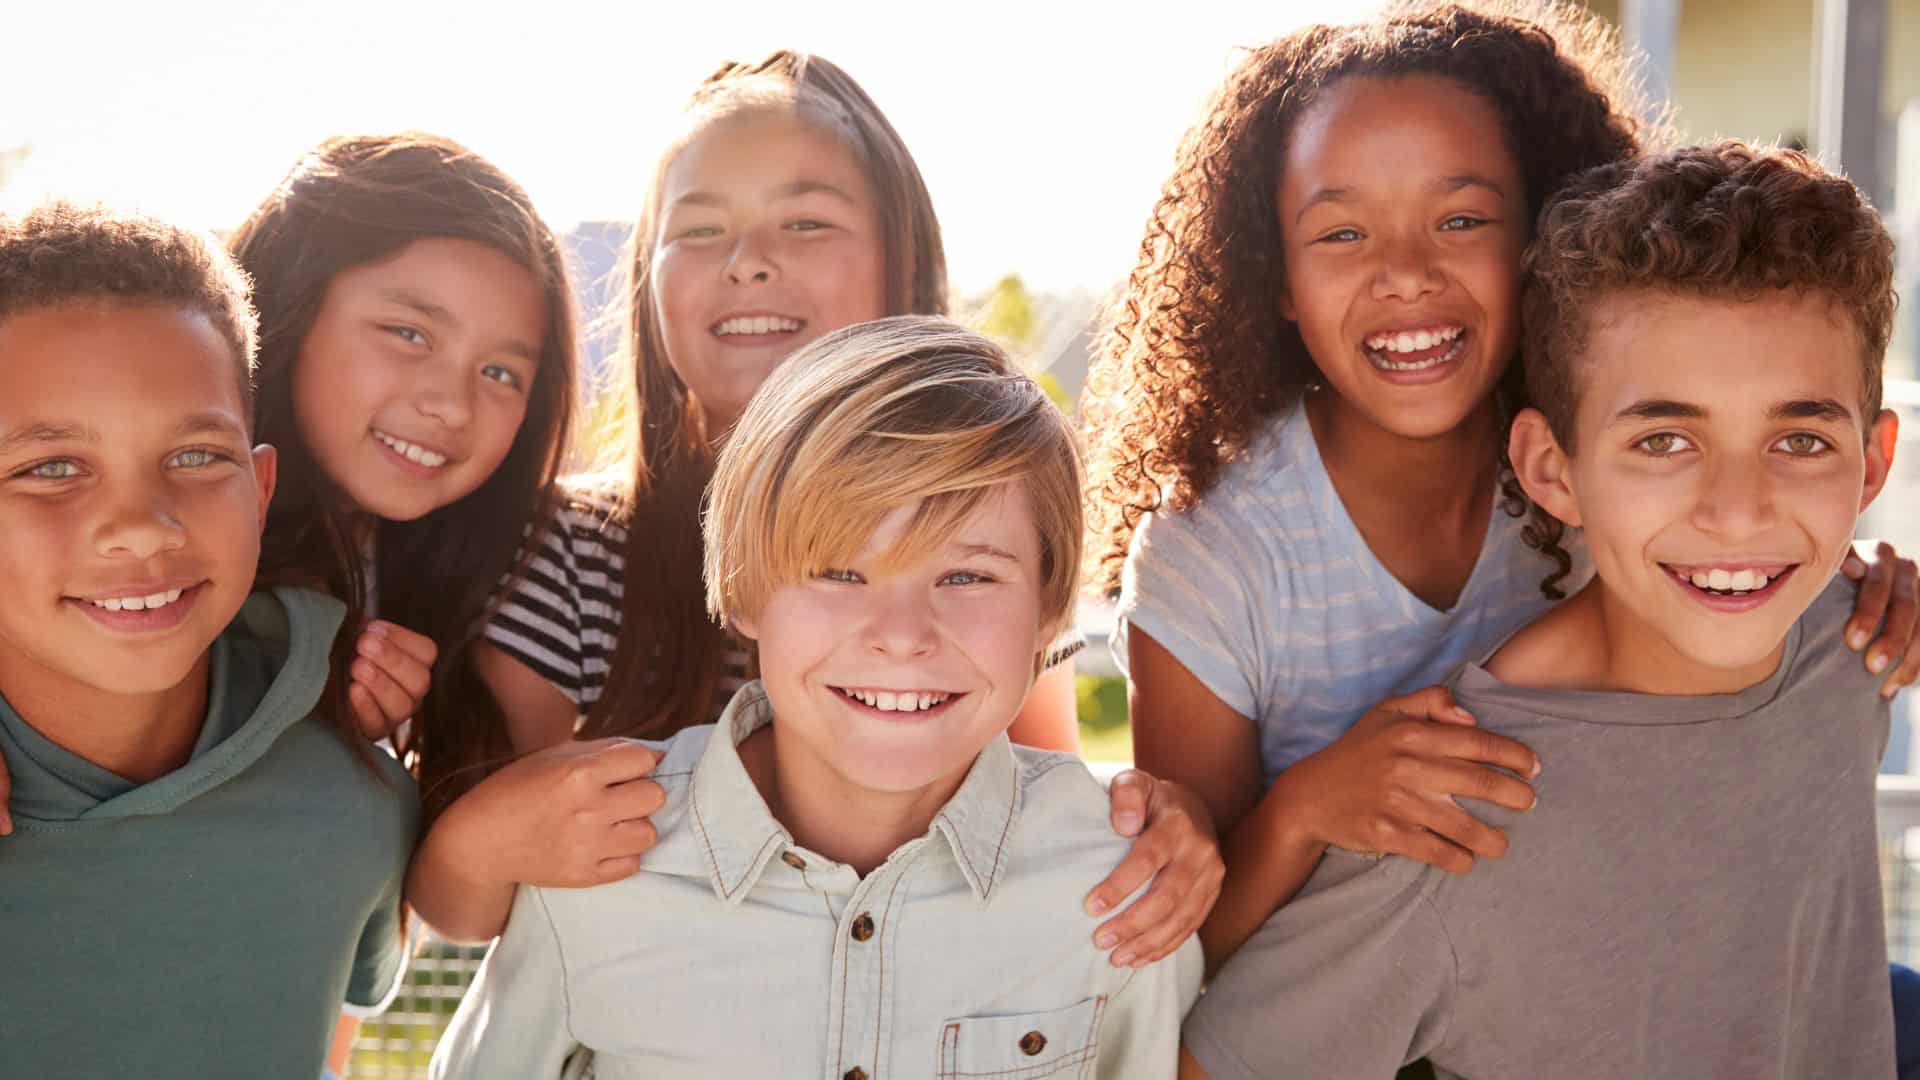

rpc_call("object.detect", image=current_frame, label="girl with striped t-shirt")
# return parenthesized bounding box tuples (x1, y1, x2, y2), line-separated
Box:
(406, 53, 1224, 965)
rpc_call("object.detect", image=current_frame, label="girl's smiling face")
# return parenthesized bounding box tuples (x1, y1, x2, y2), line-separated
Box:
(650, 111, 888, 433)
(1277, 74, 1529, 440)
(291, 237, 545, 522)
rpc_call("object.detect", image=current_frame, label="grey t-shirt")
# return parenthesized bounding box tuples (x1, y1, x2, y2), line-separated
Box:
(1186, 577, 1894, 1079)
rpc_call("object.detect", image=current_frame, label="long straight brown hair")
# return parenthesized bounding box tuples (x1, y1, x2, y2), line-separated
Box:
(583, 52, 947, 742)
(230, 132, 582, 819)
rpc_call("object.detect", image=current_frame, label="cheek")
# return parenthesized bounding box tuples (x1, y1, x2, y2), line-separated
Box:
(814, 241, 888, 324)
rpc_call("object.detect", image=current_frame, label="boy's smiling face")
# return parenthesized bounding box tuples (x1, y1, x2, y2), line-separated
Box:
(1515, 289, 1895, 692)
(735, 482, 1051, 804)
(0, 302, 274, 703)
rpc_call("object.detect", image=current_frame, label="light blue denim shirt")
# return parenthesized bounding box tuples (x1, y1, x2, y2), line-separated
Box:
(431, 682, 1201, 1080)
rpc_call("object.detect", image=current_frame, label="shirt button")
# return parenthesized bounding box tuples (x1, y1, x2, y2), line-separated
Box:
(843, 1069, 868, 1080)
(1020, 1030, 1047, 1056)
(850, 912, 875, 942)
(780, 852, 806, 870)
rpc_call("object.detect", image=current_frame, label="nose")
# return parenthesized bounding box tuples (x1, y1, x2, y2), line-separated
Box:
(1370, 232, 1444, 303)
(412, 356, 474, 430)
(94, 481, 188, 561)
(861, 586, 939, 660)
(1691, 454, 1779, 541)
(724, 230, 778, 286)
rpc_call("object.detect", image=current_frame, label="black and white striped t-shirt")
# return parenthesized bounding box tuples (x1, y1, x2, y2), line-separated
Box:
(486, 492, 1083, 722)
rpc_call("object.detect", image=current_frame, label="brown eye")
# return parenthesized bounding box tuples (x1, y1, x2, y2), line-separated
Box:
(1636, 432, 1691, 455)
(1777, 433, 1828, 456)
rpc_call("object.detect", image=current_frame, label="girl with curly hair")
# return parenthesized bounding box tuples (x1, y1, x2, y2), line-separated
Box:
(1083, 0, 1920, 973)
(403, 52, 1224, 968)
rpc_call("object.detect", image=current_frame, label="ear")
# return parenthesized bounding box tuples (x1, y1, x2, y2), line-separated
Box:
(730, 610, 759, 642)
(251, 444, 278, 532)
(1277, 285, 1297, 323)
(1859, 408, 1899, 513)
(1508, 408, 1581, 528)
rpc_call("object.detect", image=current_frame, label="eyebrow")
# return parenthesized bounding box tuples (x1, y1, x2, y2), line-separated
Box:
(0, 421, 97, 455)
(377, 287, 540, 365)
(174, 411, 250, 440)
(1292, 172, 1511, 228)
(671, 179, 858, 212)
(1611, 397, 1857, 424)
(954, 542, 1022, 564)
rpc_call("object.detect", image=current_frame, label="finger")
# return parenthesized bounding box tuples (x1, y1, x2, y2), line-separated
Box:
(351, 657, 417, 731)
(1389, 685, 1475, 727)
(357, 631, 434, 703)
(604, 817, 659, 858)
(586, 854, 644, 885)
(1430, 760, 1536, 812)
(1380, 824, 1474, 875)
(580, 739, 664, 784)
(365, 620, 438, 668)
(1865, 559, 1919, 678)
(1419, 801, 1510, 860)
(1106, 769, 1152, 836)
(1093, 882, 1180, 964)
(1104, 849, 1223, 966)
(1407, 724, 1540, 778)
(1842, 548, 1868, 581)
(347, 683, 390, 741)
(1883, 645, 1920, 699)
(1848, 549, 1895, 651)
(1084, 835, 1171, 917)
(605, 778, 668, 823)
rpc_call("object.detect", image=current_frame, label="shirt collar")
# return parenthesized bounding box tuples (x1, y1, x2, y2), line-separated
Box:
(689, 681, 1024, 906)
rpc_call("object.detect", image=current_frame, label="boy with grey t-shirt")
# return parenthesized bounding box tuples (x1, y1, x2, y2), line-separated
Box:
(1182, 143, 1902, 1079)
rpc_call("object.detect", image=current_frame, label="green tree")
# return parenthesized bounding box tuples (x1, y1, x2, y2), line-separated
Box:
(975, 273, 1037, 351)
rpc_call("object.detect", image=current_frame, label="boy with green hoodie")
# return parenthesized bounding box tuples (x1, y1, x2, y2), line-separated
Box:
(0, 203, 418, 1077)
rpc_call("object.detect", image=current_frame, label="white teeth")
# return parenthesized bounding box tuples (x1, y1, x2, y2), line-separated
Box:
(1366, 325, 1463, 353)
(1685, 568, 1777, 593)
(841, 688, 951, 712)
(90, 587, 185, 612)
(373, 431, 448, 468)
(715, 316, 802, 337)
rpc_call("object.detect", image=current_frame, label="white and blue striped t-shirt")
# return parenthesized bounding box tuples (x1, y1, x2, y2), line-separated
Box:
(1114, 404, 1591, 788)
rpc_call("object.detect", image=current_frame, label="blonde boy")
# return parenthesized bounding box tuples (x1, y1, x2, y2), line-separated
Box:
(434, 316, 1202, 1079)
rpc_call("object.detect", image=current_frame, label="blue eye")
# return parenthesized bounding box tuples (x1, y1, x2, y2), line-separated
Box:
(24, 459, 80, 480)
(1440, 215, 1490, 231)
(171, 448, 219, 468)
(1315, 228, 1362, 244)
(940, 570, 992, 586)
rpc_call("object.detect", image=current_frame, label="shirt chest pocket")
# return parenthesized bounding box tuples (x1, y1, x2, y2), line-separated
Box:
(935, 995, 1107, 1080)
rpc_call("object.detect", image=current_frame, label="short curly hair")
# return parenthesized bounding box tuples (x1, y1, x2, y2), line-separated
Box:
(1518, 141, 1896, 595)
(1524, 141, 1895, 452)
(1082, 0, 1661, 597)
(0, 202, 257, 409)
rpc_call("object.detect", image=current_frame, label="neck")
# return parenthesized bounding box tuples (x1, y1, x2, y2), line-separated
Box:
(1306, 389, 1501, 523)
(1493, 579, 1784, 695)
(739, 723, 966, 876)
(0, 653, 212, 785)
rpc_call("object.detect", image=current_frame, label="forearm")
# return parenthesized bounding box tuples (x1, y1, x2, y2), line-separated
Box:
(1197, 774, 1325, 973)
(405, 809, 516, 943)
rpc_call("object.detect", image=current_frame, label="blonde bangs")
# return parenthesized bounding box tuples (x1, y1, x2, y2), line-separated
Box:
(706, 317, 1082, 633)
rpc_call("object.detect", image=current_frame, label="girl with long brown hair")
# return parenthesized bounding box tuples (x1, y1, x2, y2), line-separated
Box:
(406, 52, 1224, 965)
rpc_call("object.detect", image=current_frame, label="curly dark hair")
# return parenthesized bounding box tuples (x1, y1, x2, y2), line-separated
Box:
(1519, 140, 1897, 590)
(0, 202, 257, 411)
(1083, 0, 1661, 599)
